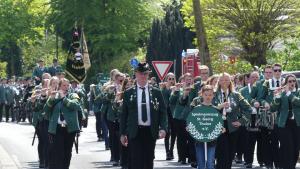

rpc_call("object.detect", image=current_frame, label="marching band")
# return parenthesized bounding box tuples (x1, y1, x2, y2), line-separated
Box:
(0, 61, 299, 169)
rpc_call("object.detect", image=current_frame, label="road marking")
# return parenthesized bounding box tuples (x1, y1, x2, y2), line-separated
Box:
(12, 155, 21, 168)
(0, 144, 18, 169)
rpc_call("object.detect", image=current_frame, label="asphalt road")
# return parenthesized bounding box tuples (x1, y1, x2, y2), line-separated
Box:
(0, 117, 299, 169)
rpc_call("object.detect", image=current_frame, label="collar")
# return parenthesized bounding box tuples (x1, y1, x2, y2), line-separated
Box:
(137, 83, 148, 89)
(273, 77, 282, 82)
(221, 89, 229, 95)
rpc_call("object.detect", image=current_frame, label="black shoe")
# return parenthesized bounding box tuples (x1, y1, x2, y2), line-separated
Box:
(266, 167, 273, 169)
(112, 161, 119, 166)
(259, 163, 264, 167)
(105, 146, 110, 150)
(39, 163, 45, 168)
(181, 160, 187, 164)
(191, 162, 197, 168)
(235, 157, 243, 164)
(166, 152, 173, 160)
(246, 163, 252, 168)
(169, 152, 174, 160)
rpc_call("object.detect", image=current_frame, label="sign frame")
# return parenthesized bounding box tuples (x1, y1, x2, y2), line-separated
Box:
(152, 61, 173, 81)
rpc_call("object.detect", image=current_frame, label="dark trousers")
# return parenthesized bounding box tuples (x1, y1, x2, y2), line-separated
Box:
(236, 126, 247, 160)
(5, 104, 12, 121)
(261, 126, 280, 168)
(129, 126, 156, 169)
(187, 134, 196, 163)
(36, 120, 49, 167)
(0, 103, 4, 121)
(278, 120, 300, 169)
(244, 130, 263, 164)
(216, 130, 239, 169)
(95, 112, 102, 138)
(164, 116, 176, 157)
(174, 119, 188, 162)
(48, 125, 76, 169)
(121, 145, 129, 168)
(107, 120, 120, 162)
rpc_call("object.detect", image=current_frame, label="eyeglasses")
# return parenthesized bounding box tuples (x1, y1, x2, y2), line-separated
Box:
(168, 78, 175, 80)
(288, 80, 296, 83)
(264, 72, 272, 74)
(273, 69, 281, 72)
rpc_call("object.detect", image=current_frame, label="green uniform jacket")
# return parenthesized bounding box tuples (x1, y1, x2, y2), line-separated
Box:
(101, 91, 119, 122)
(5, 86, 15, 105)
(257, 79, 276, 106)
(251, 79, 265, 101)
(272, 90, 300, 127)
(120, 85, 168, 140)
(0, 85, 7, 104)
(32, 66, 47, 80)
(161, 88, 171, 108)
(90, 84, 103, 113)
(47, 65, 63, 76)
(169, 90, 189, 120)
(240, 86, 255, 106)
(44, 95, 81, 134)
(213, 90, 252, 133)
(32, 97, 47, 127)
(188, 81, 202, 103)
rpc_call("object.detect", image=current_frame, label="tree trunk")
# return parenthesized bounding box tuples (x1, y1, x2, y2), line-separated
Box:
(192, 0, 213, 74)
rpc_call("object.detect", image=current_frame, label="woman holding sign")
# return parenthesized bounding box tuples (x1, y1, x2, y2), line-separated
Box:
(188, 85, 224, 169)
(213, 73, 252, 169)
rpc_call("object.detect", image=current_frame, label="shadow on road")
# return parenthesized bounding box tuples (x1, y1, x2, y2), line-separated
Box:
(23, 161, 39, 169)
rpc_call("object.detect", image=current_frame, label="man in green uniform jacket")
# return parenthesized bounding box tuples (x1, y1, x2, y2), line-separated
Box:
(0, 79, 8, 122)
(120, 62, 167, 169)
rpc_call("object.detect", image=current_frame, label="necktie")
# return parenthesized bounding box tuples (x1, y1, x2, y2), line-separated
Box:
(223, 92, 227, 102)
(140, 87, 147, 122)
(59, 101, 64, 121)
(276, 80, 280, 87)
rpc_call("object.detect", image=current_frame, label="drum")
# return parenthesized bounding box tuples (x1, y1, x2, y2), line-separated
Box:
(258, 107, 275, 130)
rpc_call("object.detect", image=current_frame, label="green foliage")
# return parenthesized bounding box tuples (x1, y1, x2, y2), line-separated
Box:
(267, 38, 300, 71)
(0, 62, 7, 78)
(0, 0, 46, 77)
(181, 0, 300, 67)
(46, 0, 166, 82)
(211, 57, 252, 74)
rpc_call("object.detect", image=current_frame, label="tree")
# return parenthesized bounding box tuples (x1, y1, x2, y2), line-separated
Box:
(0, 0, 44, 77)
(211, 0, 300, 66)
(42, 0, 171, 84)
(191, 0, 212, 73)
(146, 1, 195, 79)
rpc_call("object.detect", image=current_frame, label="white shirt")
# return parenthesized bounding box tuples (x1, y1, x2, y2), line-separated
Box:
(272, 77, 282, 87)
(137, 83, 151, 126)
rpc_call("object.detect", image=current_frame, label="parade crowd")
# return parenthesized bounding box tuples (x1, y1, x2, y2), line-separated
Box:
(0, 59, 299, 169)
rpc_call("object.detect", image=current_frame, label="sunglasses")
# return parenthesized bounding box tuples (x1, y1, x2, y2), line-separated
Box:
(273, 69, 281, 72)
(168, 78, 175, 80)
(288, 80, 296, 83)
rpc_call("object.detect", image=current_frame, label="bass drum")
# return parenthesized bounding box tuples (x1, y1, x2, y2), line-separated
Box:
(259, 108, 276, 130)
